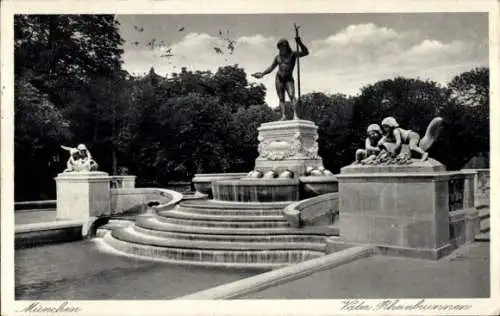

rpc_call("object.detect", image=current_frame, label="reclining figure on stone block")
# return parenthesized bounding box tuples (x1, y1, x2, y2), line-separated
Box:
(378, 116, 444, 161)
(61, 144, 98, 172)
(355, 124, 383, 163)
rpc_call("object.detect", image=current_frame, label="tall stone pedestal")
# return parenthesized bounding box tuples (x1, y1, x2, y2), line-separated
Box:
(254, 120, 323, 175)
(55, 171, 112, 236)
(335, 159, 474, 259)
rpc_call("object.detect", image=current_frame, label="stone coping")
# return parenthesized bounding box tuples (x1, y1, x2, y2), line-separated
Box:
(112, 187, 183, 211)
(15, 208, 55, 214)
(55, 171, 109, 178)
(460, 169, 481, 176)
(283, 193, 338, 227)
(15, 200, 56, 211)
(55, 173, 112, 182)
(299, 175, 338, 183)
(193, 173, 248, 178)
(258, 119, 318, 131)
(15, 220, 83, 234)
(462, 168, 490, 172)
(341, 158, 446, 174)
(214, 178, 299, 185)
(336, 170, 475, 180)
(175, 245, 374, 300)
(285, 193, 338, 211)
(15, 199, 56, 206)
(193, 200, 290, 208)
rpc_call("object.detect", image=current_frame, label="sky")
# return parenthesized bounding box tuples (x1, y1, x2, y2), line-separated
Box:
(116, 13, 489, 107)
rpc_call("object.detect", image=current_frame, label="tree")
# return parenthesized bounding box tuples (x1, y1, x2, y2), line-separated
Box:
(14, 14, 126, 199)
(297, 92, 337, 123)
(14, 15, 124, 108)
(351, 77, 446, 143)
(212, 65, 266, 111)
(156, 93, 234, 181)
(229, 104, 279, 171)
(316, 94, 356, 172)
(432, 67, 490, 169)
(124, 66, 272, 186)
(448, 67, 489, 108)
(14, 75, 72, 200)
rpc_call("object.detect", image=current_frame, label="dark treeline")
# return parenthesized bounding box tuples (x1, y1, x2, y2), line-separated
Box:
(14, 15, 489, 201)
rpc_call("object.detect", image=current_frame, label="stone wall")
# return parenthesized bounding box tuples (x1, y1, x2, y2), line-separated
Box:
(284, 193, 339, 228)
(473, 169, 490, 208)
(110, 176, 136, 189)
(110, 188, 183, 216)
(336, 161, 480, 259)
(448, 171, 479, 248)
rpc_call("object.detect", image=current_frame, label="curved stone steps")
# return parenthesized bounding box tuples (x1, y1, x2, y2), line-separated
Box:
(133, 225, 330, 244)
(174, 205, 284, 216)
(111, 226, 326, 251)
(155, 212, 290, 229)
(158, 209, 285, 222)
(135, 216, 339, 236)
(180, 200, 289, 210)
(102, 232, 323, 268)
(176, 200, 288, 216)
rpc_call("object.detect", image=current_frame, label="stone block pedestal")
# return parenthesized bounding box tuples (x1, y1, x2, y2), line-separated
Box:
(55, 171, 112, 236)
(336, 159, 461, 259)
(254, 120, 324, 176)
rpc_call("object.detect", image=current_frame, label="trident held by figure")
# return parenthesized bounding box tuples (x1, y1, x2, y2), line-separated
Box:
(293, 23, 302, 116)
(252, 24, 309, 120)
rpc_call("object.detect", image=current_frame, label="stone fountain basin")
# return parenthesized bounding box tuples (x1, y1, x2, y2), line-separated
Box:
(299, 176, 339, 198)
(192, 173, 248, 196)
(212, 178, 300, 202)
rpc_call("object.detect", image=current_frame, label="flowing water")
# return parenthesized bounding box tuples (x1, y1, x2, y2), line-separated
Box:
(212, 179, 299, 202)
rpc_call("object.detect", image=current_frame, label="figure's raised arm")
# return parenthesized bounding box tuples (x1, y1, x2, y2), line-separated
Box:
(252, 57, 278, 79)
(295, 37, 309, 57)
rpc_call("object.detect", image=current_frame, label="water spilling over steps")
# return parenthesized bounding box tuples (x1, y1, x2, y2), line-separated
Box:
(98, 199, 339, 269)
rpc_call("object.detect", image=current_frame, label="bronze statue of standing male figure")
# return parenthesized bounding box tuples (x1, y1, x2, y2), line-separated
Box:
(252, 27, 309, 120)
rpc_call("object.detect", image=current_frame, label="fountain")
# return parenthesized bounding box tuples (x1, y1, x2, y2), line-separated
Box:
(95, 114, 481, 268)
(96, 118, 340, 269)
(95, 30, 341, 268)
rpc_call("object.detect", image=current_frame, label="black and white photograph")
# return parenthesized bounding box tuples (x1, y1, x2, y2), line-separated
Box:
(1, 0, 498, 315)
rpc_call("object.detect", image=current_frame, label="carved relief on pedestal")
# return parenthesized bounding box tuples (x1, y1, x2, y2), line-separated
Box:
(305, 135, 320, 159)
(257, 132, 319, 161)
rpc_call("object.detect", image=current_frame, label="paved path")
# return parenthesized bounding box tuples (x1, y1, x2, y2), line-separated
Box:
(15, 240, 261, 300)
(242, 242, 490, 299)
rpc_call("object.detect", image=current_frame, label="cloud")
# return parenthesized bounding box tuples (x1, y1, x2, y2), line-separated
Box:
(121, 23, 487, 106)
(311, 23, 403, 53)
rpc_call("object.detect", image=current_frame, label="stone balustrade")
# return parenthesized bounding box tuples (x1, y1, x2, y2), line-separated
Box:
(448, 170, 478, 248)
(462, 168, 490, 208)
(111, 187, 183, 216)
(110, 176, 136, 189)
(283, 193, 339, 228)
